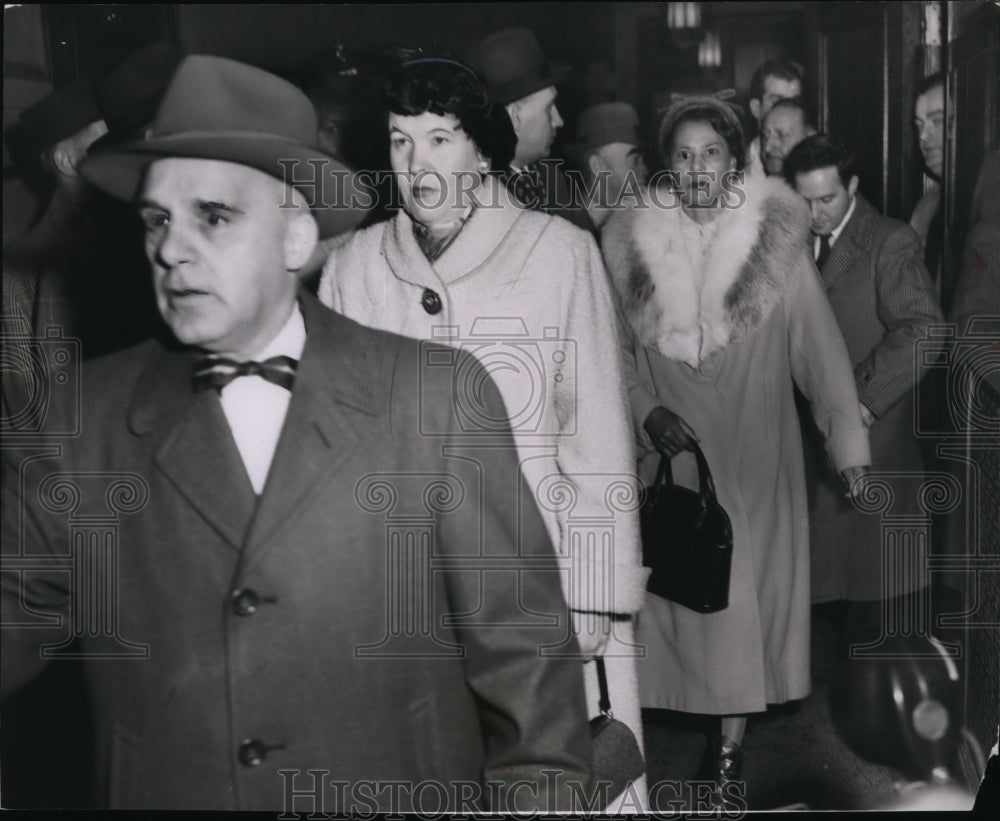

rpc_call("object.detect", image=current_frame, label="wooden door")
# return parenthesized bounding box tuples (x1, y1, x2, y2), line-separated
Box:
(812, 1, 923, 220)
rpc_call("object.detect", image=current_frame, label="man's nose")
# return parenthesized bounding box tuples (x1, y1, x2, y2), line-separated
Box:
(551, 105, 564, 129)
(810, 201, 822, 220)
(154, 224, 192, 267)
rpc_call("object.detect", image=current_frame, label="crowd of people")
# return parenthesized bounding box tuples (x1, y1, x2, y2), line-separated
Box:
(1, 25, 995, 814)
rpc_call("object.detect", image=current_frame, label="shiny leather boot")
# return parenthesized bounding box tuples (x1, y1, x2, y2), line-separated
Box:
(698, 733, 744, 808)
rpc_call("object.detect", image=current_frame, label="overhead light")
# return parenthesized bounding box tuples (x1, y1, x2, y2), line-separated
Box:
(698, 31, 722, 69)
(666, 2, 702, 30)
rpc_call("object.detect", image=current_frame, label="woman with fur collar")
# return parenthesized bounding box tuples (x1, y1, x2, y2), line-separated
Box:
(601, 93, 871, 802)
(319, 54, 650, 811)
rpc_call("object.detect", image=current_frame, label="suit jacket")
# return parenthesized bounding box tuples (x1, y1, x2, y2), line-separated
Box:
(1, 293, 591, 811)
(802, 194, 945, 602)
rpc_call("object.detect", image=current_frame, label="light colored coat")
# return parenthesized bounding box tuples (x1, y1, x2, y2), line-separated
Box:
(318, 177, 650, 807)
(602, 176, 871, 714)
(318, 176, 648, 617)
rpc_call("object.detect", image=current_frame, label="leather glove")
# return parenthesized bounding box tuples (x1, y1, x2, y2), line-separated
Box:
(643, 405, 699, 458)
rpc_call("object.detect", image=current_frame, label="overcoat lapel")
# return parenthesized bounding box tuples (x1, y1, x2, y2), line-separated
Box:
(241, 296, 375, 570)
(128, 344, 257, 551)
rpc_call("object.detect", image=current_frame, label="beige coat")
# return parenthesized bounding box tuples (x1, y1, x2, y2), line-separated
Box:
(602, 176, 871, 714)
(319, 176, 650, 807)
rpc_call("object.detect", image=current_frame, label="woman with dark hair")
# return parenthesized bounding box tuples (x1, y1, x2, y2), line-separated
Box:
(319, 54, 650, 810)
(602, 93, 871, 803)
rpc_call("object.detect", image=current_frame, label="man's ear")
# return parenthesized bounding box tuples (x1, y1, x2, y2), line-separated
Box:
(587, 152, 603, 177)
(52, 142, 79, 178)
(847, 175, 859, 199)
(505, 101, 522, 134)
(284, 209, 319, 273)
(749, 98, 761, 121)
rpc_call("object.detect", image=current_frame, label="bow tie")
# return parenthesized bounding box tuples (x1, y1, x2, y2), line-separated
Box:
(193, 355, 298, 392)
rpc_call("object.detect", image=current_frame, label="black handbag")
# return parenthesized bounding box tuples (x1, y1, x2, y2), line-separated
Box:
(589, 656, 645, 798)
(639, 444, 734, 613)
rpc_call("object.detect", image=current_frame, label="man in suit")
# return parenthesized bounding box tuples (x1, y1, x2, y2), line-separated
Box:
(784, 134, 944, 642)
(567, 102, 649, 237)
(760, 97, 817, 177)
(909, 72, 955, 300)
(745, 59, 804, 177)
(467, 28, 592, 232)
(0, 55, 591, 811)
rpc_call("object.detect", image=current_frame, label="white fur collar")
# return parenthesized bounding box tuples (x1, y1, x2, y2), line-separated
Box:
(602, 175, 809, 366)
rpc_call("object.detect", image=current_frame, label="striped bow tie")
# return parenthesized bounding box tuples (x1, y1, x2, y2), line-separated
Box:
(193, 355, 298, 392)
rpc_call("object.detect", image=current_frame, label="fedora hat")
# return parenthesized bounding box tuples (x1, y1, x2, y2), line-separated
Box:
(81, 55, 366, 236)
(18, 77, 102, 151)
(90, 41, 184, 151)
(467, 28, 570, 106)
(568, 102, 643, 159)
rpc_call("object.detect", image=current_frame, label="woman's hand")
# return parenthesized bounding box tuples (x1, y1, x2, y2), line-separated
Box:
(643, 406, 699, 457)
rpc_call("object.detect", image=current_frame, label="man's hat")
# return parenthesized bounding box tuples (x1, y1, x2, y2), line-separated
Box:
(91, 42, 184, 151)
(18, 77, 102, 151)
(569, 102, 643, 159)
(466, 28, 570, 106)
(81, 55, 366, 236)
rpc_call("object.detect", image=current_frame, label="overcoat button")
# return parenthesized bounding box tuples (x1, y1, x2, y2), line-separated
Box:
(421, 288, 442, 315)
(238, 739, 267, 767)
(231, 588, 260, 616)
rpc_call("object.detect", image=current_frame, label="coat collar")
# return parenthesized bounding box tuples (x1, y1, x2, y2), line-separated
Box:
(602, 174, 810, 366)
(127, 291, 381, 554)
(382, 175, 532, 286)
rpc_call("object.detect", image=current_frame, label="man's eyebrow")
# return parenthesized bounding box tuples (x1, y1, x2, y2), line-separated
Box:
(198, 201, 244, 215)
(137, 198, 165, 211)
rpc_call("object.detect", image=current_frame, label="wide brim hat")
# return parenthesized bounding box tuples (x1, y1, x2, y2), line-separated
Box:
(90, 41, 184, 152)
(466, 28, 571, 106)
(81, 55, 367, 237)
(567, 102, 643, 161)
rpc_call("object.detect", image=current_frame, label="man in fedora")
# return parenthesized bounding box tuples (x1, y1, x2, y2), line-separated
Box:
(568, 102, 649, 235)
(468, 27, 592, 231)
(0, 55, 591, 811)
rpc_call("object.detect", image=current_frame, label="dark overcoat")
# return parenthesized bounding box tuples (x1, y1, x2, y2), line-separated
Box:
(802, 195, 945, 602)
(1, 294, 591, 811)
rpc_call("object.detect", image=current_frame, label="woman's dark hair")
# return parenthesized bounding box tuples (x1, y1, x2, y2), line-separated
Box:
(660, 104, 745, 171)
(381, 53, 517, 172)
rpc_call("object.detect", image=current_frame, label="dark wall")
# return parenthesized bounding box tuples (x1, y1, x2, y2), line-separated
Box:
(177, 4, 614, 75)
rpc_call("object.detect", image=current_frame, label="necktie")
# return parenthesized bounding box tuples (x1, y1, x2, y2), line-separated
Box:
(816, 233, 832, 270)
(193, 355, 298, 392)
(506, 164, 546, 209)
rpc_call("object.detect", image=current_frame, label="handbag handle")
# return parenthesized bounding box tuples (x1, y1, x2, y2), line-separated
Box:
(596, 656, 614, 718)
(654, 443, 719, 504)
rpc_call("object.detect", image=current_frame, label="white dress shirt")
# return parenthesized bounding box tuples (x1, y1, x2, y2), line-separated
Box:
(217, 306, 306, 494)
(814, 195, 857, 259)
